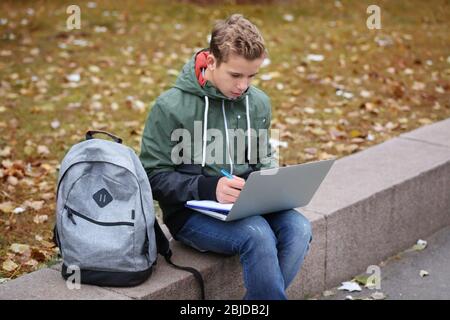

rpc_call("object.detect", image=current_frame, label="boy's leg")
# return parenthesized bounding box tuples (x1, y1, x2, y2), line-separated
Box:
(264, 209, 313, 290)
(175, 212, 287, 300)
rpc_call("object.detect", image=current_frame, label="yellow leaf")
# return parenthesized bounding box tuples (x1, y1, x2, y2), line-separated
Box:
(2, 259, 18, 272)
(0, 201, 15, 213)
(41, 193, 54, 201)
(418, 118, 432, 125)
(311, 128, 327, 136)
(350, 130, 362, 138)
(40, 163, 53, 172)
(318, 152, 335, 160)
(40, 240, 55, 248)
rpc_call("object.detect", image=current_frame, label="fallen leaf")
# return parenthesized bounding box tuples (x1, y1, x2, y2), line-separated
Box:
(40, 193, 54, 200)
(307, 54, 324, 62)
(360, 102, 379, 114)
(31, 249, 46, 262)
(24, 259, 39, 268)
(40, 240, 55, 248)
(37, 145, 50, 155)
(33, 214, 48, 224)
(304, 147, 317, 155)
(360, 90, 372, 98)
(412, 81, 425, 91)
(303, 107, 315, 114)
(13, 207, 26, 214)
(350, 129, 363, 138)
(88, 65, 100, 73)
(419, 270, 429, 277)
(285, 117, 301, 125)
(24, 200, 44, 211)
(353, 274, 370, 286)
(385, 122, 399, 130)
(10, 243, 31, 254)
(318, 151, 335, 160)
(50, 119, 60, 129)
(418, 118, 432, 125)
(0, 146, 11, 157)
(338, 281, 362, 292)
(311, 128, 327, 136)
(323, 290, 335, 297)
(7, 175, 19, 185)
(412, 239, 427, 251)
(371, 292, 386, 300)
(2, 259, 18, 272)
(329, 128, 346, 140)
(275, 83, 283, 90)
(0, 201, 15, 213)
(336, 89, 354, 99)
(66, 73, 80, 82)
(282, 14, 294, 22)
(434, 86, 444, 94)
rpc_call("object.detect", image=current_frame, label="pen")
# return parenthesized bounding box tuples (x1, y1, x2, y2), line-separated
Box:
(220, 169, 233, 179)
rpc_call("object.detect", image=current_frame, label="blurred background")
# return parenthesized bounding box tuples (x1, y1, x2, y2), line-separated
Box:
(0, 0, 449, 280)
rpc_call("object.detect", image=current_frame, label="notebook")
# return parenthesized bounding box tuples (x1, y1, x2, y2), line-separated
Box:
(184, 159, 335, 222)
(185, 200, 234, 220)
(185, 200, 233, 214)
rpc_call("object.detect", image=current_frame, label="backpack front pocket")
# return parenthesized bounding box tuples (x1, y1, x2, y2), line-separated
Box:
(61, 205, 136, 272)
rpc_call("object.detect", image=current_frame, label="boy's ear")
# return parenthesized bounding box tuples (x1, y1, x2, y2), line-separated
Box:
(206, 54, 216, 71)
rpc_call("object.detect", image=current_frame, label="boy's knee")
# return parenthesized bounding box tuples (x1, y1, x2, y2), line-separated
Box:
(292, 212, 313, 243)
(242, 223, 276, 252)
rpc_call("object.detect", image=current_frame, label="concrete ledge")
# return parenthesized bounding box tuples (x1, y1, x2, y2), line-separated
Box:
(1, 118, 449, 300)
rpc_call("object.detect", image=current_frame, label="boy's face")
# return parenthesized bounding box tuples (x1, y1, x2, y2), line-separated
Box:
(206, 52, 264, 99)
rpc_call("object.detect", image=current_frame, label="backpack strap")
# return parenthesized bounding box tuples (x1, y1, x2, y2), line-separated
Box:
(85, 130, 122, 144)
(153, 220, 206, 300)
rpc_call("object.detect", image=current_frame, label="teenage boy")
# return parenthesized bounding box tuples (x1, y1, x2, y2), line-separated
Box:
(140, 14, 312, 300)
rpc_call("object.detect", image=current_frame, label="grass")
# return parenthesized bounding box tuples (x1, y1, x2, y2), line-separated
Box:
(0, 0, 449, 280)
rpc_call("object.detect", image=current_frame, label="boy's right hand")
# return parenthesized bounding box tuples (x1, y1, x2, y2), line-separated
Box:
(216, 176, 245, 204)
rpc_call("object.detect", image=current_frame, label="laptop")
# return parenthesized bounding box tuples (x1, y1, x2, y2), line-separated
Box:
(185, 158, 335, 221)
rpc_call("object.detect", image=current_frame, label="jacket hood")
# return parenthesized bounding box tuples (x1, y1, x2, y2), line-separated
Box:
(174, 49, 248, 102)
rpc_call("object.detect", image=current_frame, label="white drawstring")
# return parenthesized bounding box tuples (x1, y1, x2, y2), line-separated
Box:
(222, 100, 233, 174)
(201, 96, 209, 167)
(245, 95, 251, 162)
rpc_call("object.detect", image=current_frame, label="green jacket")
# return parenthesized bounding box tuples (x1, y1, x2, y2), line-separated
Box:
(139, 49, 276, 235)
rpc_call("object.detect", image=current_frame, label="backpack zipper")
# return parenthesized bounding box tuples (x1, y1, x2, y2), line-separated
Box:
(65, 206, 134, 227)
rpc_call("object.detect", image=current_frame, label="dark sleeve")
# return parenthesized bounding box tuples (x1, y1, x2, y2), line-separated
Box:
(148, 171, 220, 204)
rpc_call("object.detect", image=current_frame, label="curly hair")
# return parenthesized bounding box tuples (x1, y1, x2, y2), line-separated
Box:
(209, 14, 266, 65)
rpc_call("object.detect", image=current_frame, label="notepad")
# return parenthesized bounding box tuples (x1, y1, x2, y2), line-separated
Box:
(185, 200, 233, 214)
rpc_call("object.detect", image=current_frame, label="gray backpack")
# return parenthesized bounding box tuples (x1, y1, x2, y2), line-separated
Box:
(53, 131, 205, 294)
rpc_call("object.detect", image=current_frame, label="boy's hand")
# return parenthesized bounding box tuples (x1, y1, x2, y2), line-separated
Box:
(216, 176, 245, 204)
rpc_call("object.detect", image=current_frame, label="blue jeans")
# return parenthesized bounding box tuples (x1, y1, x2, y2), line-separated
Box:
(175, 209, 313, 300)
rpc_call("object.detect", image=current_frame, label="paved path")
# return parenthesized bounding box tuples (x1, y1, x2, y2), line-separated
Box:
(316, 225, 450, 300)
